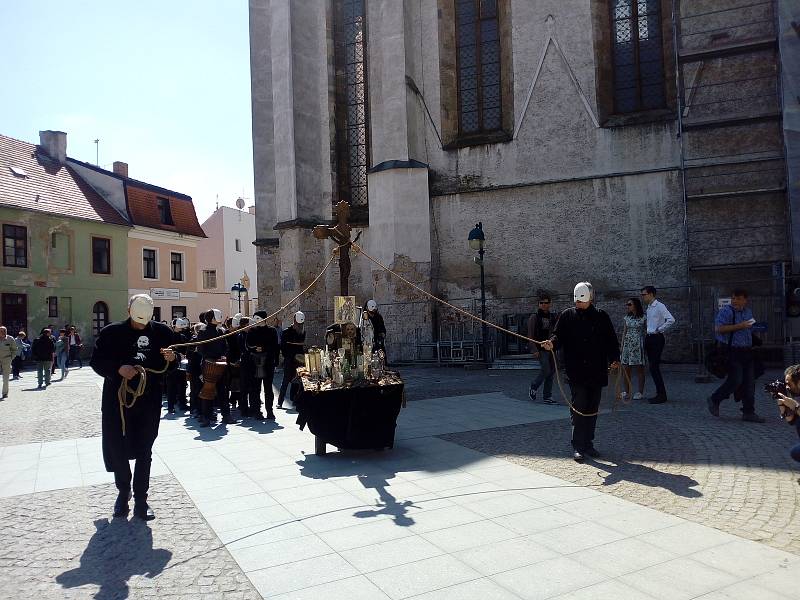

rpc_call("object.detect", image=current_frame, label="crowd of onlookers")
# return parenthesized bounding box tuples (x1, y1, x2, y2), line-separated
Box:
(0, 325, 83, 395)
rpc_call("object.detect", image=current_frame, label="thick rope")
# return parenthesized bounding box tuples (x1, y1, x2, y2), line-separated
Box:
(117, 363, 170, 436)
(350, 242, 632, 417)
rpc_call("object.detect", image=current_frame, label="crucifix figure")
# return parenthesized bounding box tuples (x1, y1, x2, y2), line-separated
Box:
(313, 200, 360, 296)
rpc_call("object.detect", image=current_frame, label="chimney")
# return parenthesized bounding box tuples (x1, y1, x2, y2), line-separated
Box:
(113, 161, 129, 178)
(39, 130, 67, 164)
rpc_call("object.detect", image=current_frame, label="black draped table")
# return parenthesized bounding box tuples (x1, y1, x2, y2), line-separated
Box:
(294, 371, 405, 456)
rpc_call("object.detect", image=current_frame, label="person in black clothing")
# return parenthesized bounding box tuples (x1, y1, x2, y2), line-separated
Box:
(166, 318, 191, 414)
(225, 315, 244, 413)
(277, 311, 306, 409)
(90, 294, 176, 520)
(541, 282, 620, 463)
(246, 311, 281, 419)
(32, 328, 55, 388)
(196, 308, 235, 426)
(362, 300, 387, 358)
(186, 312, 207, 418)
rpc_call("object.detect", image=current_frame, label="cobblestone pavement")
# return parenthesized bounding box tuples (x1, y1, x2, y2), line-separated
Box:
(0, 474, 260, 600)
(0, 367, 103, 447)
(442, 367, 800, 556)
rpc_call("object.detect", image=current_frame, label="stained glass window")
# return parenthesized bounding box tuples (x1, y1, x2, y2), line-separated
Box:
(611, 0, 665, 113)
(456, 0, 502, 134)
(334, 0, 369, 210)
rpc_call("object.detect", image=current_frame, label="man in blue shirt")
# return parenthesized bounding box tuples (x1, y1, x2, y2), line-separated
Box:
(707, 289, 764, 422)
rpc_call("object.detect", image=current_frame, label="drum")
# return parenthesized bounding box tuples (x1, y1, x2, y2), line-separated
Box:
(199, 359, 227, 400)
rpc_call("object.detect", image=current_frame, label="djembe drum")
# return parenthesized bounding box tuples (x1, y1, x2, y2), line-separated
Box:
(199, 359, 227, 400)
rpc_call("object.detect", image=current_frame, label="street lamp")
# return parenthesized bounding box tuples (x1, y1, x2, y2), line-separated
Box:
(231, 282, 247, 314)
(468, 222, 489, 363)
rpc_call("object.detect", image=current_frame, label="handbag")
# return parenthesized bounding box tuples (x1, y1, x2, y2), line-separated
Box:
(705, 306, 735, 379)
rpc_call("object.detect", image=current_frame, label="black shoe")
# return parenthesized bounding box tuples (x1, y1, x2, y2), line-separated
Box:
(707, 397, 719, 417)
(573, 450, 585, 463)
(276, 402, 284, 409)
(199, 418, 211, 427)
(250, 412, 265, 420)
(648, 395, 667, 404)
(133, 502, 155, 521)
(584, 446, 600, 458)
(529, 387, 537, 402)
(543, 397, 558, 405)
(167, 408, 175, 414)
(113, 492, 130, 517)
(266, 411, 276, 421)
(223, 415, 237, 424)
(742, 413, 765, 423)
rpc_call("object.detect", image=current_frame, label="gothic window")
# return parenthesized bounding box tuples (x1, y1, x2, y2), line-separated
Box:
(456, 0, 502, 134)
(611, 0, 666, 113)
(334, 0, 369, 213)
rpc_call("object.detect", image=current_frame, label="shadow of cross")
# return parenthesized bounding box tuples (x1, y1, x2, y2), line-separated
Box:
(56, 518, 171, 600)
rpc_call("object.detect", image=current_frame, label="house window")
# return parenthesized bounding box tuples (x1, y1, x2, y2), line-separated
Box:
(157, 197, 174, 225)
(456, 0, 502, 134)
(48, 296, 58, 318)
(172, 306, 187, 319)
(235, 239, 242, 252)
(92, 301, 109, 335)
(611, 0, 665, 113)
(92, 237, 111, 274)
(170, 252, 183, 281)
(50, 231, 71, 270)
(202, 269, 217, 289)
(333, 0, 370, 213)
(143, 248, 157, 279)
(2, 224, 27, 268)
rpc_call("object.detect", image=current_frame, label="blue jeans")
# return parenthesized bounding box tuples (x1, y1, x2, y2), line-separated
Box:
(710, 348, 755, 414)
(57, 352, 68, 378)
(531, 352, 554, 400)
(36, 361, 52, 387)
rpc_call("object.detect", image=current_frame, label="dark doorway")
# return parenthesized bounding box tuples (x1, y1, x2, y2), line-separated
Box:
(1, 293, 27, 336)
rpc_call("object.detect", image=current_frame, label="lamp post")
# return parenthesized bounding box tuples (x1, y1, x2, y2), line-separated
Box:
(231, 282, 247, 314)
(468, 222, 489, 363)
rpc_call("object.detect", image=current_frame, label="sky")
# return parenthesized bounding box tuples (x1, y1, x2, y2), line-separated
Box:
(0, 0, 253, 222)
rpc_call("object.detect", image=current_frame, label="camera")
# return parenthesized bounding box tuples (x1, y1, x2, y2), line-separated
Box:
(764, 380, 788, 399)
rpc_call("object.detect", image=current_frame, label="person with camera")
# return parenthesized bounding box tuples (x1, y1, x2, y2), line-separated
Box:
(773, 364, 800, 463)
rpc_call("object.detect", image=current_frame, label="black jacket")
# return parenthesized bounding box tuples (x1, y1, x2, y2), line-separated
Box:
(528, 309, 558, 352)
(280, 326, 306, 364)
(31, 334, 55, 361)
(246, 325, 280, 365)
(550, 305, 620, 387)
(197, 325, 227, 361)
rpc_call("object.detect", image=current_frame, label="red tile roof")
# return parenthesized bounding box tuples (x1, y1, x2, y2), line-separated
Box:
(125, 185, 206, 238)
(0, 134, 129, 226)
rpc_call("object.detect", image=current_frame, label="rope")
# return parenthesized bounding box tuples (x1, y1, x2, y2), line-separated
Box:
(117, 363, 170, 436)
(350, 242, 632, 417)
(167, 250, 339, 351)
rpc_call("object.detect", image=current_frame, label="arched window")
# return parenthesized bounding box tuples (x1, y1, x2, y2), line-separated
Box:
(92, 301, 109, 335)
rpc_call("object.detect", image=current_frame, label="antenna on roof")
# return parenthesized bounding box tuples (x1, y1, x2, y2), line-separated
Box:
(93, 139, 100, 165)
(215, 193, 219, 211)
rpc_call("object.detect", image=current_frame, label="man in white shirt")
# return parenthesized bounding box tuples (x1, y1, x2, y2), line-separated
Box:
(641, 286, 675, 404)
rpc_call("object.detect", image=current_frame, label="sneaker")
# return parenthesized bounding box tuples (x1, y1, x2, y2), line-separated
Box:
(742, 413, 765, 423)
(620, 392, 628, 402)
(543, 397, 558, 405)
(529, 387, 537, 402)
(633, 392, 643, 400)
(648, 395, 667, 404)
(572, 450, 585, 463)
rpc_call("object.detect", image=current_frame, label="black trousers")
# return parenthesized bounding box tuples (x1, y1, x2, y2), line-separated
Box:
(102, 393, 161, 502)
(188, 373, 201, 414)
(277, 364, 297, 406)
(166, 370, 187, 411)
(569, 383, 603, 451)
(11, 355, 22, 377)
(201, 380, 230, 419)
(251, 366, 276, 413)
(644, 333, 666, 397)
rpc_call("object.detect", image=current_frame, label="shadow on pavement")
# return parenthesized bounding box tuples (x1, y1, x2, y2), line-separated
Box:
(589, 457, 702, 498)
(56, 518, 171, 600)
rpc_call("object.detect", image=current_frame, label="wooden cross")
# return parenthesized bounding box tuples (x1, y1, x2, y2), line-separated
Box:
(313, 200, 357, 296)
